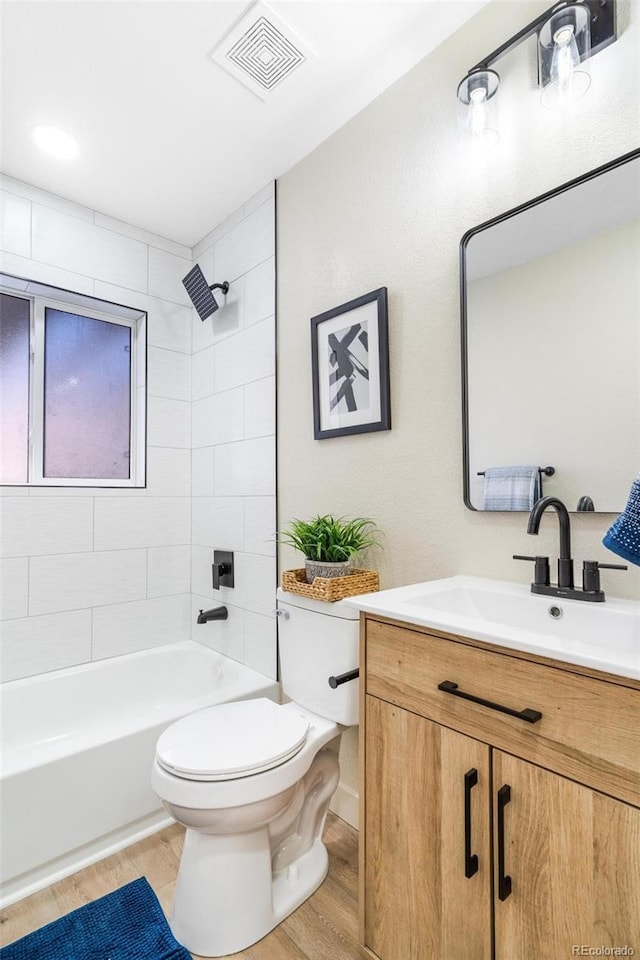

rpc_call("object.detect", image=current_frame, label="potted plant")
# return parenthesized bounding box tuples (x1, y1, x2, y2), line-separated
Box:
(278, 514, 381, 583)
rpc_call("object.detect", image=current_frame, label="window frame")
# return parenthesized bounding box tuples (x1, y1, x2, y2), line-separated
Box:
(1, 275, 147, 488)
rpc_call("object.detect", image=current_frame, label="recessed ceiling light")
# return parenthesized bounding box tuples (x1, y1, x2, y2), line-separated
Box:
(32, 124, 78, 160)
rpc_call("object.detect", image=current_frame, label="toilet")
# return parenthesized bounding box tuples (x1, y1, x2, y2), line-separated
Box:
(151, 588, 359, 958)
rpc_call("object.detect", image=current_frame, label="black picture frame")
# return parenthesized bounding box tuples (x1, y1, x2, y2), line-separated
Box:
(310, 287, 391, 440)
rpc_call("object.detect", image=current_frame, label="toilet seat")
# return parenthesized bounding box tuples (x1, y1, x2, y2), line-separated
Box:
(156, 698, 310, 782)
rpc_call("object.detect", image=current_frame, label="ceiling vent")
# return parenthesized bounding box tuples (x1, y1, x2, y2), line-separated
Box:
(209, 2, 313, 101)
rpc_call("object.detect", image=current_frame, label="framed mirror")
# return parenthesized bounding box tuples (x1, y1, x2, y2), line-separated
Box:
(461, 149, 639, 513)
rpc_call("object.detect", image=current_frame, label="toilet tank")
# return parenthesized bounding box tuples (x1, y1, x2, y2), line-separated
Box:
(276, 588, 360, 726)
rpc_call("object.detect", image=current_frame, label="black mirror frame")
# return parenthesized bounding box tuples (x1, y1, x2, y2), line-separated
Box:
(459, 147, 640, 512)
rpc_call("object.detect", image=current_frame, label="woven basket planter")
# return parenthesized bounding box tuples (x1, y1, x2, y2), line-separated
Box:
(281, 567, 379, 603)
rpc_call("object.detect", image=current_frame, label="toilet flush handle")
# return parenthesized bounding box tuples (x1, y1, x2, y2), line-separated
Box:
(328, 668, 359, 689)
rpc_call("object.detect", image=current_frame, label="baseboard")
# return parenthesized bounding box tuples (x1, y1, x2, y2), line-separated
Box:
(330, 782, 359, 829)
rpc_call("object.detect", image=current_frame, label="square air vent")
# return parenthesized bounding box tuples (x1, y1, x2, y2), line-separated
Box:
(209, 1, 313, 101)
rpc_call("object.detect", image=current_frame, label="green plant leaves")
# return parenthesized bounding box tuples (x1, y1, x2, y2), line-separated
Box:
(277, 515, 382, 562)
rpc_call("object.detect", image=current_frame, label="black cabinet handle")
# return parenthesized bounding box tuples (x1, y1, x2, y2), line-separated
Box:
(464, 768, 479, 879)
(497, 784, 512, 901)
(437, 680, 542, 724)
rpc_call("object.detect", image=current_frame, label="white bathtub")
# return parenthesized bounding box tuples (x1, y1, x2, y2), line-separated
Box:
(0, 641, 278, 908)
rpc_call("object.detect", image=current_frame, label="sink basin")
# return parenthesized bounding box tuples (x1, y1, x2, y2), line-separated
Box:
(345, 576, 640, 680)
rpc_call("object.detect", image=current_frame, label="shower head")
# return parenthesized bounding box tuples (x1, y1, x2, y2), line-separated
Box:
(182, 264, 230, 321)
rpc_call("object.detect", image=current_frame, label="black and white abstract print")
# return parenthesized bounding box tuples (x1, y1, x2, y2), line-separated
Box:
(328, 321, 370, 414)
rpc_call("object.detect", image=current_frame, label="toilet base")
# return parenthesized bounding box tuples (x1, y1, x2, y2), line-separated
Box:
(170, 833, 329, 957)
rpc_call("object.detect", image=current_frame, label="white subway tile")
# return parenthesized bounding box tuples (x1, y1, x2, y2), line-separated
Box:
(192, 205, 248, 260)
(212, 277, 245, 340)
(0, 192, 31, 257)
(214, 201, 274, 282)
(93, 213, 191, 259)
(146, 446, 191, 497)
(192, 280, 245, 355)
(1, 610, 92, 681)
(94, 498, 190, 550)
(226, 552, 276, 617)
(214, 316, 275, 393)
(244, 498, 276, 557)
(0, 498, 93, 558)
(214, 438, 275, 497)
(147, 397, 190, 448)
(148, 247, 191, 306)
(146, 298, 192, 354)
(191, 497, 244, 550)
(0, 251, 95, 295)
(191, 447, 215, 498)
(29, 549, 146, 615)
(147, 546, 190, 598)
(243, 182, 275, 218)
(32, 205, 147, 290)
(191, 593, 245, 662)
(147, 347, 191, 401)
(244, 257, 275, 326)
(0, 175, 93, 222)
(193, 389, 244, 448)
(244, 611, 277, 679)
(0, 558, 28, 619)
(191, 547, 215, 600)
(92, 595, 190, 659)
(244, 377, 275, 439)
(192, 394, 216, 449)
(192, 345, 215, 401)
(94, 282, 192, 354)
(0, 486, 29, 497)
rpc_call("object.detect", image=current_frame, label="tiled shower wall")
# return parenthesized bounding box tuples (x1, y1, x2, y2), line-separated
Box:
(189, 184, 277, 679)
(0, 176, 276, 682)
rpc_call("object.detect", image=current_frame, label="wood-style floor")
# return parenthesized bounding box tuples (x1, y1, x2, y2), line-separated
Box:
(0, 813, 369, 960)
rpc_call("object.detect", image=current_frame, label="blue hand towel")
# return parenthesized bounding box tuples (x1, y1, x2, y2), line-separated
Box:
(482, 466, 541, 511)
(603, 477, 640, 567)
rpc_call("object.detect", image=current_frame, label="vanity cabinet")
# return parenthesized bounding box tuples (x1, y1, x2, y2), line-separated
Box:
(360, 617, 640, 960)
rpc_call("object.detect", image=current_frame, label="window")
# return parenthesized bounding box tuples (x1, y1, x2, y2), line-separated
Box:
(0, 276, 146, 486)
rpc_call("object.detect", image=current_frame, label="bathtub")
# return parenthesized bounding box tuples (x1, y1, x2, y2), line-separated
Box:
(0, 641, 278, 908)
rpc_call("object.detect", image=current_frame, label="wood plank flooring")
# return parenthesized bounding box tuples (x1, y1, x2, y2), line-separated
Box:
(0, 813, 369, 960)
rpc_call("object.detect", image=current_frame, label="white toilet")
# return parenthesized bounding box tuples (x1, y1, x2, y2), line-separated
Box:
(151, 588, 359, 958)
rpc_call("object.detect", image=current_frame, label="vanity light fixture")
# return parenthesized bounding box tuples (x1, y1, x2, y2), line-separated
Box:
(457, 0, 616, 133)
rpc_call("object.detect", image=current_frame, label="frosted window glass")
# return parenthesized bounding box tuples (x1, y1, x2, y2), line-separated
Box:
(43, 308, 131, 479)
(0, 294, 30, 483)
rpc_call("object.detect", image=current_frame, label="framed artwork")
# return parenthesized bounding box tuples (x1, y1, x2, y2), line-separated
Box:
(310, 287, 391, 440)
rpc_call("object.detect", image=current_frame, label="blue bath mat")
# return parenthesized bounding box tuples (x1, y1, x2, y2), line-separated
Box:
(0, 877, 190, 960)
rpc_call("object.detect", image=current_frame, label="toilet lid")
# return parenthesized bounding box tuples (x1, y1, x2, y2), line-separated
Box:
(155, 698, 310, 781)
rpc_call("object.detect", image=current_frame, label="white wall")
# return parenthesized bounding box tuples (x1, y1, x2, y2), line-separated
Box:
(189, 185, 277, 680)
(0, 176, 277, 683)
(276, 0, 640, 820)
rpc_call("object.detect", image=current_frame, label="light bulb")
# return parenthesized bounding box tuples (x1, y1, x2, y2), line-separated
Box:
(457, 69, 499, 146)
(469, 87, 488, 139)
(539, 5, 591, 110)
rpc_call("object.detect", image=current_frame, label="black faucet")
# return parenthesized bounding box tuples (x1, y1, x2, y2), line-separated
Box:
(514, 496, 627, 602)
(527, 496, 574, 588)
(197, 606, 228, 623)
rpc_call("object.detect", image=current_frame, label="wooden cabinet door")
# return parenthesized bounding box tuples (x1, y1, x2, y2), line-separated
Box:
(363, 696, 491, 960)
(493, 751, 640, 960)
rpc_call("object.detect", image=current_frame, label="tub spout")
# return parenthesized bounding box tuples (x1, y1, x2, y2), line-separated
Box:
(197, 606, 228, 624)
